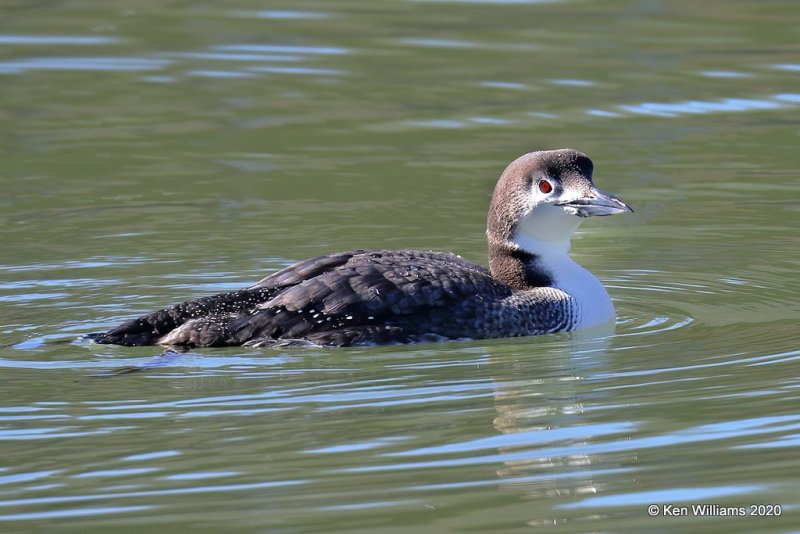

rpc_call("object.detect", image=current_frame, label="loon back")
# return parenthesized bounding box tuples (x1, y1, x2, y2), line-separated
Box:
(89, 249, 571, 347)
(88, 148, 632, 348)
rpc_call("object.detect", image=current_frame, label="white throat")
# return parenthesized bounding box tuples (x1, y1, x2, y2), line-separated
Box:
(511, 213, 615, 329)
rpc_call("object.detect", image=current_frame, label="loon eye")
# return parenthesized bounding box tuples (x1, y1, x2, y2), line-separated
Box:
(538, 179, 553, 194)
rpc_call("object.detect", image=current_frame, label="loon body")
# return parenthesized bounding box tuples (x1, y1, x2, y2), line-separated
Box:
(89, 149, 632, 348)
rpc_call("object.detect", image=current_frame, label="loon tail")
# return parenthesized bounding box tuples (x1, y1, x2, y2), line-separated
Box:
(86, 311, 179, 346)
(86, 287, 280, 347)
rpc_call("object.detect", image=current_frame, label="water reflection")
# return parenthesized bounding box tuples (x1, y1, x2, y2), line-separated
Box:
(238, 11, 331, 20)
(655, 94, 774, 118)
(0, 57, 169, 74)
(0, 35, 120, 45)
(615, 97, 784, 118)
(480, 81, 528, 90)
(386, 92, 800, 130)
(165, 52, 305, 62)
(185, 70, 257, 79)
(212, 44, 348, 56)
(0, 35, 348, 80)
(549, 79, 594, 87)
(248, 66, 345, 76)
(397, 37, 539, 51)
(699, 70, 752, 78)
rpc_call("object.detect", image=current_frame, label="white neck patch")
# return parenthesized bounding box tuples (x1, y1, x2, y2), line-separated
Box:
(511, 209, 615, 329)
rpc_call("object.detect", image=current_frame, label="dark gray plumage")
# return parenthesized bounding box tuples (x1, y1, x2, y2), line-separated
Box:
(89, 249, 572, 347)
(88, 149, 631, 348)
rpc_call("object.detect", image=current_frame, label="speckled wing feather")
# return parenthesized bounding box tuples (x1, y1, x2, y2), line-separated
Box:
(90, 250, 504, 347)
(88, 251, 358, 346)
(220, 249, 515, 346)
(86, 286, 273, 346)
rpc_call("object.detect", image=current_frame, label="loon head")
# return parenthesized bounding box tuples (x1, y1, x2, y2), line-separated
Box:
(487, 148, 632, 255)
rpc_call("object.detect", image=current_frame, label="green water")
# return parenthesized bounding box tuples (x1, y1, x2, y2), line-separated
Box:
(2, 0, 799, 531)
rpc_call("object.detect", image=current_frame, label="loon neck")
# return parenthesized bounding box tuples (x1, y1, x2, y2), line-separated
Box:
(488, 241, 553, 290)
(497, 230, 615, 329)
(488, 230, 600, 294)
(512, 232, 572, 260)
(488, 231, 576, 290)
(509, 231, 593, 292)
(489, 233, 578, 291)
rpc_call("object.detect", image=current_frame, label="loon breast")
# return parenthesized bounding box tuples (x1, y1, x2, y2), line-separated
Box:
(548, 258, 615, 329)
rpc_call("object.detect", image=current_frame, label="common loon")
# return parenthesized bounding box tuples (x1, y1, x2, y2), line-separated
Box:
(89, 149, 632, 348)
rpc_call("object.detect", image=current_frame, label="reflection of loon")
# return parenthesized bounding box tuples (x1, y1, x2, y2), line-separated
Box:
(89, 149, 632, 348)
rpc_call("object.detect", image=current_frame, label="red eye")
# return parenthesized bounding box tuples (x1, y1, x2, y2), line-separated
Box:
(538, 180, 553, 194)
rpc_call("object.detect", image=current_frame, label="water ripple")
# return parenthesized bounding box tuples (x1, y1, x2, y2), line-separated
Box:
(560, 484, 763, 509)
(0, 480, 305, 509)
(0, 57, 170, 74)
(0, 506, 153, 521)
(241, 10, 331, 20)
(340, 415, 800, 473)
(615, 97, 783, 117)
(0, 35, 120, 45)
(212, 44, 348, 56)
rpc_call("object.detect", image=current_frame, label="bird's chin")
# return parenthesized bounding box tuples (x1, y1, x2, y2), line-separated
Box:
(515, 203, 582, 243)
(558, 205, 585, 218)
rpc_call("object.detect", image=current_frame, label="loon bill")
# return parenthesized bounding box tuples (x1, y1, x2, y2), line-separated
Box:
(88, 148, 633, 348)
